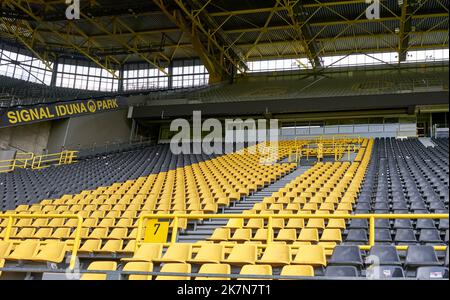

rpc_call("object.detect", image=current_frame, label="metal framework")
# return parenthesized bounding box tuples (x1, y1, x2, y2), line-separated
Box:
(0, 0, 448, 80)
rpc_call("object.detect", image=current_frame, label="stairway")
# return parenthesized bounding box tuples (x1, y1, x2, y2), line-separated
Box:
(419, 137, 436, 148)
(178, 165, 311, 243)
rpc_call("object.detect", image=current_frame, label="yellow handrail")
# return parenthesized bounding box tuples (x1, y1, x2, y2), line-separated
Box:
(136, 213, 449, 252)
(0, 213, 83, 270)
(0, 150, 77, 173)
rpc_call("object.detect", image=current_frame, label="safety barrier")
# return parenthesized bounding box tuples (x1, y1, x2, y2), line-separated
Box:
(0, 152, 34, 173)
(0, 150, 77, 173)
(136, 213, 449, 252)
(287, 140, 364, 163)
(0, 213, 83, 270)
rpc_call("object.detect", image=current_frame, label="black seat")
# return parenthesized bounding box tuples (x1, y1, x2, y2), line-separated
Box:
(348, 219, 368, 229)
(345, 229, 368, 244)
(416, 267, 449, 279)
(374, 229, 392, 243)
(367, 245, 401, 265)
(366, 266, 405, 279)
(416, 219, 437, 230)
(393, 219, 413, 229)
(405, 245, 442, 270)
(419, 229, 443, 243)
(394, 229, 417, 243)
(324, 266, 359, 277)
(328, 246, 363, 269)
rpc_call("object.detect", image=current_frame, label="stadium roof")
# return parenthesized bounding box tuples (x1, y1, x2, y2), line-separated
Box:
(0, 0, 448, 82)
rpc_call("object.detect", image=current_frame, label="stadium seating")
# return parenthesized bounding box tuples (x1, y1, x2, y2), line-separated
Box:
(0, 138, 448, 280)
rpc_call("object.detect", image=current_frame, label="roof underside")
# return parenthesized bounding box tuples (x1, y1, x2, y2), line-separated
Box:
(0, 0, 448, 73)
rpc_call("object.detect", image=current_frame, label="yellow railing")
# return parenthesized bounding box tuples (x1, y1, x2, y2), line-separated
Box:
(31, 151, 78, 170)
(136, 213, 449, 252)
(0, 214, 83, 270)
(287, 142, 362, 163)
(0, 152, 34, 173)
(0, 150, 77, 173)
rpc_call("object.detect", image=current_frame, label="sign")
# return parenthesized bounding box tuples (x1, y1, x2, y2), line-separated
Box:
(0, 97, 126, 128)
(144, 219, 169, 243)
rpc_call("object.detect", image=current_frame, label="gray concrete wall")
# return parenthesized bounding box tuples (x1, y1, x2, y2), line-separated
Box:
(47, 109, 132, 151)
(0, 122, 52, 154)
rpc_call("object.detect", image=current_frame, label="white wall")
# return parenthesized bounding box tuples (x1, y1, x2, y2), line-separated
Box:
(0, 121, 52, 153)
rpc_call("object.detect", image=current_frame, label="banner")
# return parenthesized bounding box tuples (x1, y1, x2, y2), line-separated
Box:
(0, 97, 126, 128)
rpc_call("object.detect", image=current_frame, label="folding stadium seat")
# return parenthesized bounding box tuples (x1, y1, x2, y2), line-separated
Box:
(154, 244, 192, 264)
(225, 219, 244, 229)
(285, 219, 304, 230)
(81, 261, 117, 280)
(328, 246, 363, 270)
(280, 265, 314, 278)
(258, 244, 291, 266)
(274, 229, 297, 243)
(320, 229, 342, 243)
(366, 266, 405, 279)
(231, 229, 252, 242)
(394, 229, 417, 244)
(419, 229, 443, 244)
(298, 228, 319, 243)
(324, 266, 359, 277)
(366, 245, 401, 266)
(6, 241, 40, 261)
(348, 219, 368, 229)
(345, 229, 368, 244)
(245, 218, 264, 229)
(156, 263, 192, 280)
(238, 265, 272, 280)
(405, 245, 442, 273)
(123, 262, 153, 280)
(306, 219, 325, 230)
(30, 241, 67, 264)
(188, 244, 224, 264)
(394, 219, 413, 229)
(208, 228, 230, 242)
(122, 243, 163, 263)
(78, 240, 102, 254)
(196, 264, 231, 280)
(327, 219, 346, 230)
(292, 245, 326, 267)
(416, 267, 449, 279)
(96, 240, 124, 254)
(416, 219, 437, 230)
(375, 229, 393, 243)
(223, 244, 258, 265)
(0, 241, 13, 259)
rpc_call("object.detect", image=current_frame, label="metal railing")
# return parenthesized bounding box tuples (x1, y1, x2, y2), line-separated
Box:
(0, 213, 83, 270)
(0, 150, 77, 173)
(136, 213, 449, 252)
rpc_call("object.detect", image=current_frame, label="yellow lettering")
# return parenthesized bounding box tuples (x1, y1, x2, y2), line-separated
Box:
(20, 110, 31, 122)
(7, 111, 18, 124)
(47, 107, 55, 118)
(80, 103, 87, 113)
(30, 109, 39, 121)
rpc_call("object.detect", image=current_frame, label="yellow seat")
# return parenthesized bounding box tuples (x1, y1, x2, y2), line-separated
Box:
(225, 219, 244, 229)
(79, 240, 102, 254)
(252, 229, 269, 242)
(292, 245, 327, 267)
(196, 264, 231, 280)
(223, 244, 257, 265)
(208, 228, 230, 242)
(245, 218, 264, 229)
(306, 219, 325, 230)
(327, 219, 346, 229)
(156, 263, 191, 280)
(123, 262, 153, 280)
(285, 218, 305, 229)
(81, 261, 117, 280)
(297, 228, 319, 243)
(122, 243, 163, 262)
(320, 229, 342, 243)
(0, 258, 4, 277)
(7, 240, 40, 261)
(0, 241, 12, 259)
(274, 229, 297, 243)
(32, 241, 67, 263)
(153, 244, 192, 263)
(188, 244, 224, 264)
(96, 240, 123, 253)
(280, 265, 314, 278)
(258, 244, 291, 266)
(107, 228, 127, 240)
(231, 229, 252, 242)
(238, 265, 272, 280)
